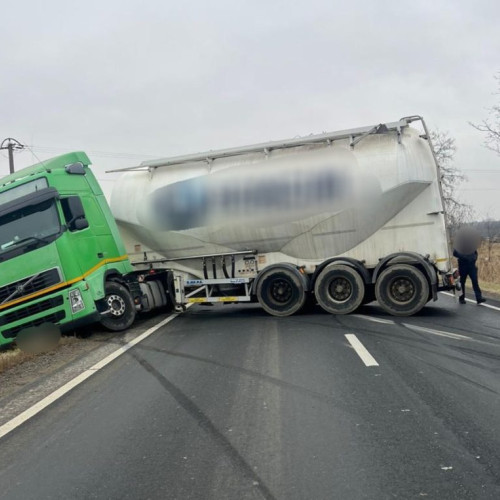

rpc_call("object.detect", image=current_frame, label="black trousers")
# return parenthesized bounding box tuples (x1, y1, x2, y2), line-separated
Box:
(458, 261, 482, 300)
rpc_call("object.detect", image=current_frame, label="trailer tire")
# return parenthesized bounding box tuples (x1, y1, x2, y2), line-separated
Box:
(256, 267, 306, 316)
(314, 264, 364, 314)
(100, 282, 136, 331)
(375, 264, 429, 316)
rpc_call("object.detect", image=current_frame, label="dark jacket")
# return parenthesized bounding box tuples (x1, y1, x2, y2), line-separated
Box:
(453, 249, 478, 264)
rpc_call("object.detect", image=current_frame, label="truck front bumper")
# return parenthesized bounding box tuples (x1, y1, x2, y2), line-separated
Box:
(0, 281, 99, 346)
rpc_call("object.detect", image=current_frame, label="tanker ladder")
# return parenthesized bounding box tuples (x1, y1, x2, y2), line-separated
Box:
(173, 275, 253, 311)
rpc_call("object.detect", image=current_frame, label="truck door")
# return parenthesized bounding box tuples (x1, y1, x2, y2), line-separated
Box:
(58, 195, 108, 279)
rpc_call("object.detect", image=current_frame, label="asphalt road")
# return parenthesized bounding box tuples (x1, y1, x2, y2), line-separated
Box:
(0, 294, 499, 499)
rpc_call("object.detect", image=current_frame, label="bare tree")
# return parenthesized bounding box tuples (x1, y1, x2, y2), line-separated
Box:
(470, 73, 500, 156)
(430, 130, 473, 231)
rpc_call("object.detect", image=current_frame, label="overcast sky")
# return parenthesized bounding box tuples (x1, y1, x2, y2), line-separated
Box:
(1, 0, 499, 217)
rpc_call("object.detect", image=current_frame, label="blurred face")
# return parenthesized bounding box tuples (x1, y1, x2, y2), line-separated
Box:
(454, 227, 481, 254)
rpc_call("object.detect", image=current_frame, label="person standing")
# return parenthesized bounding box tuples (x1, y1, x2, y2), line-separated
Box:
(453, 227, 486, 305)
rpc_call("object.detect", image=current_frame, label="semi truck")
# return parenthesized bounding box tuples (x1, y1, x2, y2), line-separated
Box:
(0, 116, 458, 347)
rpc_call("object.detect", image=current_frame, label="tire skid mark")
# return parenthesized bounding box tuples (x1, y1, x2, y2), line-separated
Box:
(417, 359, 499, 395)
(362, 331, 500, 373)
(133, 343, 349, 409)
(128, 349, 277, 500)
(453, 345, 500, 362)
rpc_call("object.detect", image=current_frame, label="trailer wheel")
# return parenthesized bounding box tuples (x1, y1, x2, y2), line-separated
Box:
(256, 267, 306, 316)
(314, 264, 365, 314)
(375, 264, 429, 316)
(100, 282, 136, 331)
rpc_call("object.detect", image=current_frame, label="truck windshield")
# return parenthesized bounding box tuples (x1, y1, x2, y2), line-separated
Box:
(0, 199, 61, 261)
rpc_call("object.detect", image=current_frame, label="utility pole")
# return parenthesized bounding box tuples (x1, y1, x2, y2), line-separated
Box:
(0, 138, 24, 174)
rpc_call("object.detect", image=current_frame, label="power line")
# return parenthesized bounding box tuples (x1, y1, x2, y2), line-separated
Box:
(462, 169, 500, 173)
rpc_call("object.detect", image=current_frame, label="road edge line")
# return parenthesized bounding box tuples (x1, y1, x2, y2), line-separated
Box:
(441, 292, 500, 311)
(0, 312, 182, 441)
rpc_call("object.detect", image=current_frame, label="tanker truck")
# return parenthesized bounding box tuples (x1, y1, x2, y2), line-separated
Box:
(110, 115, 457, 318)
(0, 115, 458, 347)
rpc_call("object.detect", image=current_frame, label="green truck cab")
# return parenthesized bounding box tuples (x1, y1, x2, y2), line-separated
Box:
(0, 152, 140, 347)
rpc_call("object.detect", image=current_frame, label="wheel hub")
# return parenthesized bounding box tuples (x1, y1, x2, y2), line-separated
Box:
(107, 294, 126, 317)
(328, 277, 352, 302)
(390, 278, 415, 302)
(270, 279, 293, 304)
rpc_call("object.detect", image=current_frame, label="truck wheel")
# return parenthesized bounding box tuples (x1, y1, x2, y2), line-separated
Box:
(375, 264, 429, 316)
(314, 264, 364, 314)
(256, 267, 306, 316)
(100, 282, 136, 331)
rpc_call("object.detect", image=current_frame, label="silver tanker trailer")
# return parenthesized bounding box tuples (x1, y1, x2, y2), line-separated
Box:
(110, 115, 458, 317)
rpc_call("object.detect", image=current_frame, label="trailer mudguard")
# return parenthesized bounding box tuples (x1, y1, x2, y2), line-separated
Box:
(372, 252, 438, 300)
(251, 263, 310, 295)
(311, 257, 370, 288)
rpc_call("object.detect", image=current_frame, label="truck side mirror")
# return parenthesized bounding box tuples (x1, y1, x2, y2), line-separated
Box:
(73, 218, 89, 230)
(65, 162, 86, 175)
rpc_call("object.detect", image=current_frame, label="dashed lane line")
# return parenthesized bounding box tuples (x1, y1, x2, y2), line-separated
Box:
(345, 334, 379, 367)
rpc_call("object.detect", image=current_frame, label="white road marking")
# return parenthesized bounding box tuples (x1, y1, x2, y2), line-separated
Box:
(351, 314, 395, 325)
(345, 334, 379, 367)
(441, 292, 500, 312)
(0, 311, 186, 441)
(402, 323, 472, 341)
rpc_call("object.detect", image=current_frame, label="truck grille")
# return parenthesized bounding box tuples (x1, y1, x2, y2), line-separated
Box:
(0, 296, 64, 327)
(0, 268, 62, 305)
(2, 311, 66, 339)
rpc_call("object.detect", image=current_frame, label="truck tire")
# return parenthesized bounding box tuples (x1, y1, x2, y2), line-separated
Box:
(100, 281, 136, 331)
(314, 264, 364, 314)
(256, 267, 306, 316)
(375, 264, 429, 316)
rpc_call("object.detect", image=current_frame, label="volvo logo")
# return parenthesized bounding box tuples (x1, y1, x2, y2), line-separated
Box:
(1, 272, 41, 305)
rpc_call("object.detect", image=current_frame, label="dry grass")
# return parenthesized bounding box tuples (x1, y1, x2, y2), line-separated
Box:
(0, 348, 35, 374)
(477, 242, 500, 294)
(452, 242, 500, 295)
(0, 336, 79, 375)
(479, 281, 500, 296)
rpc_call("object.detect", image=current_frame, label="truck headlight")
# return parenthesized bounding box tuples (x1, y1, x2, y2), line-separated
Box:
(69, 289, 85, 313)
